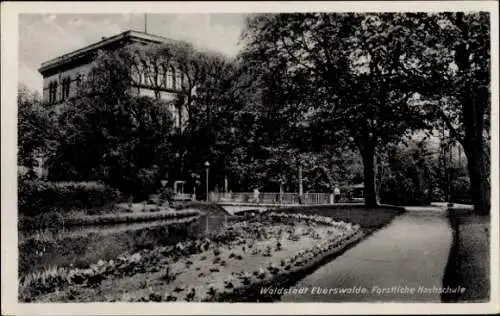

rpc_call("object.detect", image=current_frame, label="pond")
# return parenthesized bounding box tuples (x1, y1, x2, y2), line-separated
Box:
(19, 214, 230, 277)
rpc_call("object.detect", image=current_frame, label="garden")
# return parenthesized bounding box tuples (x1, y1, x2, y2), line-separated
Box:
(20, 212, 366, 302)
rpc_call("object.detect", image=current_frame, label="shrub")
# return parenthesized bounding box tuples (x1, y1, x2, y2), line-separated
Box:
(18, 178, 121, 217)
(105, 166, 160, 201)
(450, 176, 471, 204)
(159, 187, 175, 206)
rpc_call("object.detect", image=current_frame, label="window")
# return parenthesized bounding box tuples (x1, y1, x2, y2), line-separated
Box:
(175, 69, 183, 90)
(166, 66, 174, 89)
(147, 63, 156, 86)
(155, 64, 162, 87)
(159, 65, 166, 88)
(88, 71, 96, 85)
(76, 74, 82, 87)
(132, 62, 142, 85)
(142, 61, 149, 85)
(80, 74, 87, 89)
(61, 77, 71, 100)
(49, 81, 58, 103)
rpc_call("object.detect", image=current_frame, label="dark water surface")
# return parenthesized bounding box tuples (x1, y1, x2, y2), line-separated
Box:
(19, 214, 229, 276)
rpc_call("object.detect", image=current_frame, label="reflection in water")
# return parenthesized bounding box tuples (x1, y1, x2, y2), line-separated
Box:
(19, 216, 199, 243)
(19, 214, 230, 277)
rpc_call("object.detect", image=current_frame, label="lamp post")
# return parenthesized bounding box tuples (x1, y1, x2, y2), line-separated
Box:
(205, 161, 210, 202)
(298, 164, 303, 197)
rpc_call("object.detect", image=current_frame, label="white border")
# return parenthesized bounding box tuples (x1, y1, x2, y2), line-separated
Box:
(2, 1, 499, 315)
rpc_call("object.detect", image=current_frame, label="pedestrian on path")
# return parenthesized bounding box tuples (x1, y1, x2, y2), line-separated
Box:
(253, 187, 260, 203)
(334, 186, 341, 203)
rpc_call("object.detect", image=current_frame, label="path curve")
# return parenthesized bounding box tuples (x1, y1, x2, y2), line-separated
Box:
(281, 206, 453, 302)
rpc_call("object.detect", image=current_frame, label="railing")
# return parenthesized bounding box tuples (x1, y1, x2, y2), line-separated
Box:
(209, 192, 334, 205)
(174, 193, 194, 201)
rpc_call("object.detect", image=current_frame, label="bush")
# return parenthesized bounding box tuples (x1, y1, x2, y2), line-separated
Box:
(18, 178, 121, 217)
(450, 176, 471, 204)
(159, 187, 175, 205)
(105, 166, 161, 201)
(380, 175, 432, 206)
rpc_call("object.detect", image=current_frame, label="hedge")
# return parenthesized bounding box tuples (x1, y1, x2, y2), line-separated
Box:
(18, 179, 121, 217)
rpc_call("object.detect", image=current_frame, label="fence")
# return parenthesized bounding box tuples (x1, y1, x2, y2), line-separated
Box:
(209, 192, 334, 205)
(173, 193, 194, 201)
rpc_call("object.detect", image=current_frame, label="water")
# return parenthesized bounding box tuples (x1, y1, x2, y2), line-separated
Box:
(19, 214, 229, 276)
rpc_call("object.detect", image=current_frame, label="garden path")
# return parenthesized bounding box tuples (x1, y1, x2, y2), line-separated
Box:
(281, 206, 453, 302)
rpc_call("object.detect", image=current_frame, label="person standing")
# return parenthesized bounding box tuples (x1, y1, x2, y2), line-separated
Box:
(334, 186, 341, 203)
(253, 187, 260, 203)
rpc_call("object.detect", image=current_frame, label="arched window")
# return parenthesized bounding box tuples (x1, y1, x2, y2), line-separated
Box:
(155, 63, 162, 87)
(166, 66, 174, 89)
(146, 62, 156, 86)
(49, 81, 58, 103)
(141, 61, 149, 85)
(132, 61, 142, 84)
(160, 65, 167, 88)
(61, 77, 71, 100)
(175, 69, 183, 90)
(76, 74, 82, 87)
(81, 74, 86, 88)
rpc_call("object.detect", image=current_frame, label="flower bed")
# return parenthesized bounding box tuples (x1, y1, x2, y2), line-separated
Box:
(21, 212, 365, 302)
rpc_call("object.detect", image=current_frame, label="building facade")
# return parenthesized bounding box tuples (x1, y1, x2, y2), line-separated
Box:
(38, 30, 189, 130)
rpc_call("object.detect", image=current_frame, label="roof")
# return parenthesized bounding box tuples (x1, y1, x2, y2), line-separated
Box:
(38, 30, 179, 75)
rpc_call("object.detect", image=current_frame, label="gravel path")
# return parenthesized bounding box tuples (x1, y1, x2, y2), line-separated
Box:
(281, 207, 454, 302)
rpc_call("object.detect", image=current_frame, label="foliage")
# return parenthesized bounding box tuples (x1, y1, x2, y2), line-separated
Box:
(240, 13, 438, 205)
(47, 48, 176, 199)
(378, 137, 436, 205)
(41, 42, 247, 199)
(18, 12, 490, 208)
(411, 12, 491, 214)
(450, 176, 471, 204)
(18, 178, 121, 217)
(17, 83, 57, 167)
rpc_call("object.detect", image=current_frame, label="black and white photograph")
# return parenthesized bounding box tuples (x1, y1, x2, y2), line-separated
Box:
(1, 1, 498, 315)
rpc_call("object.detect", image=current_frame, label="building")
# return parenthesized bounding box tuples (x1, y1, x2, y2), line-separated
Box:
(38, 30, 189, 130)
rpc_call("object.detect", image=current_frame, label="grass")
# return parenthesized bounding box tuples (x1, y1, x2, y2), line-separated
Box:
(268, 205, 405, 230)
(63, 208, 199, 226)
(442, 208, 490, 302)
(20, 208, 199, 230)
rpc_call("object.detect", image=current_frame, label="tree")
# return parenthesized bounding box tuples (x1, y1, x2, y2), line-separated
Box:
(379, 135, 441, 205)
(47, 41, 247, 198)
(415, 12, 491, 214)
(49, 48, 176, 199)
(240, 13, 434, 206)
(17, 83, 56, 170)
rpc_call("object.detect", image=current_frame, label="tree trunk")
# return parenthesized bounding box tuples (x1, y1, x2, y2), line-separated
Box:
(453, 14, 490, 215)
(460, 80, 489, 215)
(463, 140, 490, 215)
(360, 144, 378, 207)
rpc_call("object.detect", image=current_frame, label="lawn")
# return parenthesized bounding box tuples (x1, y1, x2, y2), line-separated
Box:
(270, 205, 405, 230)
(442, 208, 490, 302)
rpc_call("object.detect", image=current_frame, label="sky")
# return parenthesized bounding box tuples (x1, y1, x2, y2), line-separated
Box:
(18, 13, 247, 93)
